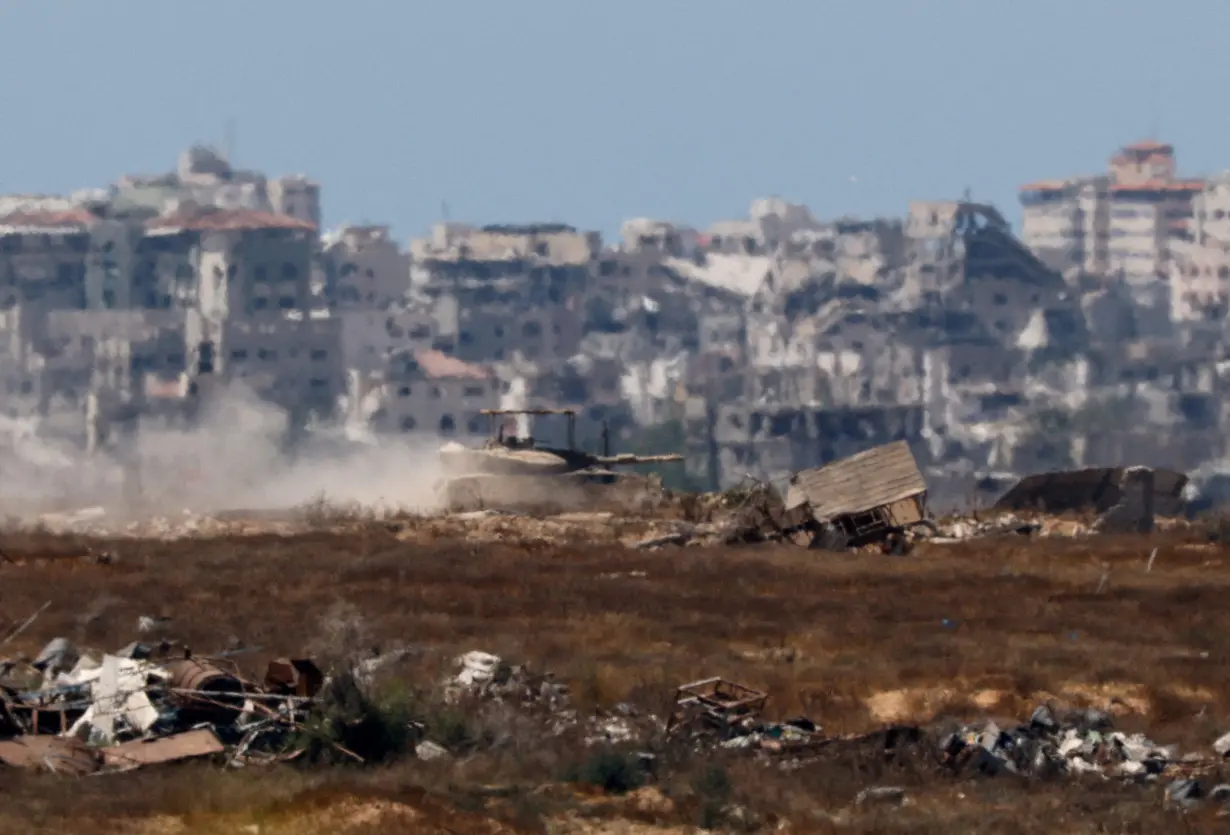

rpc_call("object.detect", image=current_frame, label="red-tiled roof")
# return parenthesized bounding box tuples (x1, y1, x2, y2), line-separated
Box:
(1019, 179, 1072, 192)
(412, 349, 490, 381)
(1110, 180, 1205, 194)
(145, 378, 187, 398)
(1122, 140, 1173, 154)
(0, 208, 96, 229)
(146, 207, 316, 233)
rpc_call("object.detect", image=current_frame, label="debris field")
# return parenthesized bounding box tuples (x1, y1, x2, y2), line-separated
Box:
(3, 493, 1230, 834)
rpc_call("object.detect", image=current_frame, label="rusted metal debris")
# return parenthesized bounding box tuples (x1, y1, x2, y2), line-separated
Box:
(264, 658, 324, 699)
(163, 657, 246, 725)
(0, 634, 345, 777)
(666, 677, 770, 739)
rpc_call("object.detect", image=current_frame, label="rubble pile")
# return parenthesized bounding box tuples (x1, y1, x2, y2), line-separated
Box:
(7, 451, 1201, 552)
(931, 512, 1085, 541)
(7, 632, 1230, 823)
(937, 704, 1205, 781)
(447, 649, 570, 709)
(0, 635, 328, 775)
(657, 675, 1230, 808)
(441, 650, 662, 751)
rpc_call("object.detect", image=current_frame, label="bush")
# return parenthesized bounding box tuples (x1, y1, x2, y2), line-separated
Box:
(692, 763, 732, 829)
(566, 749, 645, 795)
(296, 669, 412, 764)
(1200, 510, 1230, 543)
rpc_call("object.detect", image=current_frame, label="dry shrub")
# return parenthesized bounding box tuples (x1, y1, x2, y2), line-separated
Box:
(307, 600, 375, 672)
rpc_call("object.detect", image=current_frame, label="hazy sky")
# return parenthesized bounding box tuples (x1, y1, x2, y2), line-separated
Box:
(2, 1, 1228, 241)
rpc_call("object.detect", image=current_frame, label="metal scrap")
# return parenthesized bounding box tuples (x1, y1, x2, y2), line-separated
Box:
(666, 677, 770, 740)
(0, 631, 329, 777)
(264, 658, 324, 699)
(163, 657, 246, 725)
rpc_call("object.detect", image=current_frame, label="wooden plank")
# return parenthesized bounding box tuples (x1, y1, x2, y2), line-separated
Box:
(791, 441, 926, 521)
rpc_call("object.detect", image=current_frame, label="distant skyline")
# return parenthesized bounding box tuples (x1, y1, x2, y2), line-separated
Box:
(2, 0, 1228, 242)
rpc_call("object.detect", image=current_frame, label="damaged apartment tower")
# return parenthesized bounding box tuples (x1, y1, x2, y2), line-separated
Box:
(0, 146, 343, 471)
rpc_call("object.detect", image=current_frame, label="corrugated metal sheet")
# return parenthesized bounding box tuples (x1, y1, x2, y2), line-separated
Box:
(790, 441, 926, 522)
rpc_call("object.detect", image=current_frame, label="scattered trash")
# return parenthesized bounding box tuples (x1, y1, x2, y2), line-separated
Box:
(1, 615, 1220, 813)
(0, 632, 344, 777)
(938, 703, 1191, 782)
(854, 786, 907, 808)
(414, 740, 451, 762)
(446, 650, 569, 712)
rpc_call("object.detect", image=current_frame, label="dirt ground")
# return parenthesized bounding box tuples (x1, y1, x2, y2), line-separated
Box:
(3, 518, 1230, 833)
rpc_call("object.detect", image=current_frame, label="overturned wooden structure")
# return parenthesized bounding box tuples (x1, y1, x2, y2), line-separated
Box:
(786, 441, 934, 547)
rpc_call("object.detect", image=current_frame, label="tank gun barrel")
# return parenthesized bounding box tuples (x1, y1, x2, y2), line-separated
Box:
(593, 453, 685, 466)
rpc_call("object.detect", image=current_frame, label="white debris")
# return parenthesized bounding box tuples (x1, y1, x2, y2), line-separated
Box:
(584, 717, 635, 747)
(415, 740, 451, 761)
(66, 654, 166, 742)
(454, 651, 502, 688)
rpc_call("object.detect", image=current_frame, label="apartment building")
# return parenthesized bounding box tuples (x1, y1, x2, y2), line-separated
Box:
(1170, 173, 1230, 321)
(346, 348, 499, 438)
(322, 225, 411, 309)
(1020, 141, 1202, 286)
(114, 146, 321, 230)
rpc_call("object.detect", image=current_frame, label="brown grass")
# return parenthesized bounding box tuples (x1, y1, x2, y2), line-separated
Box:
(3, 524, 1230, 832)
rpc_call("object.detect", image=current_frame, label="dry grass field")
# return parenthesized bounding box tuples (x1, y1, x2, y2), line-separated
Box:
(3, 518, 1230, 833)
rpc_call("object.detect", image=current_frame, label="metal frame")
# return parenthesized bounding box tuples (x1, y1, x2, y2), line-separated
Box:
(665, 677, 768, 738)
(479, 408, 576, 451)
(829, 494, 930, 547)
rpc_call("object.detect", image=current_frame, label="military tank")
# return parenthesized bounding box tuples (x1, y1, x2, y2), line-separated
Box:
(436, 408, 684, 512)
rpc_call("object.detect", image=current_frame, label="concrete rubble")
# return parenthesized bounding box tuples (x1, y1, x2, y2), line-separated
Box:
(442, 650, 660, 750)
(937, 704, 1198, 781)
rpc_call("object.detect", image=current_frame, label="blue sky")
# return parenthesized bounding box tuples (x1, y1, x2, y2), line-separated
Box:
(2, 0, 1228, 242)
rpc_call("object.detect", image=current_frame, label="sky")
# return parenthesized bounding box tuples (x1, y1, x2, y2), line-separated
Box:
(2, 0, 1229, 243)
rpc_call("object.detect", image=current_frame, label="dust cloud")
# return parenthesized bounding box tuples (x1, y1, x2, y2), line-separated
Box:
(0, 383, 450, 519)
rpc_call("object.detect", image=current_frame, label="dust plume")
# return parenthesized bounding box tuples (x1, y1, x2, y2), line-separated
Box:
(0, 383, 450, 518)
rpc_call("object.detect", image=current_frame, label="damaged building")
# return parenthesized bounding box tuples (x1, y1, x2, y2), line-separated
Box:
(344, 348, 499, 439)
(7, 139, 1230, 498)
